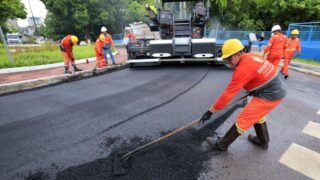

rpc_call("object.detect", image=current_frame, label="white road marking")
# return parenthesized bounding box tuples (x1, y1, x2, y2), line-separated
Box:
(317, 109, 320, 115)
(279, 143, 320, 179)
(302, 121, 320, 139)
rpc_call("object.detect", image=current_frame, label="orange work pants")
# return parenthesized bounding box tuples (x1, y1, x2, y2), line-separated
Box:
(267, 54, 282, 69)
(62, 52, 74, 67)
(235, 97, 283, 134)
(281, 57, 292, 75)
(95, 52, 106, 68)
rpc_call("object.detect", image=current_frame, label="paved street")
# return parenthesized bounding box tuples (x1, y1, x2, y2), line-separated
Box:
(0, 65, 319, 179)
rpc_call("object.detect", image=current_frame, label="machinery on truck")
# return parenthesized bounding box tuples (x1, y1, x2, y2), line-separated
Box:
(127, 0, 252, 67)
(125, 22, 160, 60)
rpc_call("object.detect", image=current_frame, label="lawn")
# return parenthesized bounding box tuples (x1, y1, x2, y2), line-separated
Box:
(0, 43, 96, 69)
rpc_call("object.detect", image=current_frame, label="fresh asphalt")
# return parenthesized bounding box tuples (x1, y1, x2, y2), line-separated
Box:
(0, 64, 319, 179)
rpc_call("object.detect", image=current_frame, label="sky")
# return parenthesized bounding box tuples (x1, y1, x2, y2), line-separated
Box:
(17, 0, 47, 27)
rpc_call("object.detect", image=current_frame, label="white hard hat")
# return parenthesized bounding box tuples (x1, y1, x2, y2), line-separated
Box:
(271, 25, 281, 32)
(101, 27, 107, 32)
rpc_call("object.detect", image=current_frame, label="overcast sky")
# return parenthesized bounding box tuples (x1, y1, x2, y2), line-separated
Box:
(17, 0, 47, 27)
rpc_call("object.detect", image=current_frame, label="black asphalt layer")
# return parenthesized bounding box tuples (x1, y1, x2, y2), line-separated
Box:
(0, 64, 246, 179)
(1, 65, 319, 180)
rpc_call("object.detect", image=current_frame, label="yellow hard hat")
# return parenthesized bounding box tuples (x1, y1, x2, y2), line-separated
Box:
(221, 39, 244, 59)
(71, 35, 78, 45)
(291, 29, 299, 35)
(99, 34, 105, 42)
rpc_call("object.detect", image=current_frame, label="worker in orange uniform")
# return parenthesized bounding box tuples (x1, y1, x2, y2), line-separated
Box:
(263, 25, 287, 69)
(281, 29, 301, 79)
(123, 27, 137, 55)
(101, 27, 116, 65)
(59, 35, 83, 73)
(200, 39, 287, 151)
(94, 34, 106, 69)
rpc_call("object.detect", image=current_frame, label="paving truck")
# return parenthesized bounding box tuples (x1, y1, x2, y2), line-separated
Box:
(127, 0, 252, 67)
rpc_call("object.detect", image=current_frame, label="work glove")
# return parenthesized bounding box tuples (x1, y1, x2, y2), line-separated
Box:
(200, 110, 213, 123)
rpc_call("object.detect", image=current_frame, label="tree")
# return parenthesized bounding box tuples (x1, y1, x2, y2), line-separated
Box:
(40, 0, 148, 41)
(0, 0, 27, 33)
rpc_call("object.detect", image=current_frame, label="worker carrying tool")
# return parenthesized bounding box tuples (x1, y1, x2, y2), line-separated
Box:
(100, 27, 116, 65)
(281, 29, 301, 79)
(200, 39, 287, 151)
(123, 27, 137, 53)
(59, 35, 83, 73)
(263, 25, 287, 68)
(94, 34, 107, 68)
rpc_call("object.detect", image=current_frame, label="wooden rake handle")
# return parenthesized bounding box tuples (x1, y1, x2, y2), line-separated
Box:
(122, 93, 249, 159)
(122, 118, 202, 159)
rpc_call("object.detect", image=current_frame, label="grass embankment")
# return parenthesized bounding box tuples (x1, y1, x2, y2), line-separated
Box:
(0, 43, 95, 69)
(292, 58, 320, 67)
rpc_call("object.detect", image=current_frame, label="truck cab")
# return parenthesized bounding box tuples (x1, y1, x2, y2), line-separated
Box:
(6, 33, 23, 44)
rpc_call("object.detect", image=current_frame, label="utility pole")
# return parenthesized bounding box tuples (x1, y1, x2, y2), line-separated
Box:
(0, 26, 15, 64)
(27, 0, 38, 36)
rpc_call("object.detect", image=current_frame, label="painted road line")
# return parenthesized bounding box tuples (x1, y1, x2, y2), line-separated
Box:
(302, 121, 320, 139)
(317, 109, 320, 115)
(279, 143, 320, 179)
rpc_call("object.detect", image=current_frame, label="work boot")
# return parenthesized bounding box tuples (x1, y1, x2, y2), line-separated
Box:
(64, 66, 72, 74)
(206, 124, 240, 151)
(72, 64, 82, 72)
(248, 122, 270, 149)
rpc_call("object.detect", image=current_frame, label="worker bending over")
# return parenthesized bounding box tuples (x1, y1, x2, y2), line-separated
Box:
(59, 35, 82, 73)
(94, 34, 106, 69)
(263, 25, 287, 68)
(281, 29, 301, 79)
(201, 39, 287, 151)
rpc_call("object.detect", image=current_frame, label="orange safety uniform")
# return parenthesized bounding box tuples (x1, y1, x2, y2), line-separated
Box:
(281, 38, 301, 75)
(60, 35, 75, 66)
(102, 33, 115, 48)
(124, 32, 136, 42)
(264, 33, 287, 68)
(94, 39, 106, 68)
(211, 53, 285, 133)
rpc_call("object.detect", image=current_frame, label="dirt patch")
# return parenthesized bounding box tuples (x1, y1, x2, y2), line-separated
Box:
(53, 106, 238, 180)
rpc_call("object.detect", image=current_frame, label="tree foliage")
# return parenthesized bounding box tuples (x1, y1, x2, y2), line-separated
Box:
(209, 0, 320, 30)
(0, 0, 27, 32)
(40, 0, 320, 40)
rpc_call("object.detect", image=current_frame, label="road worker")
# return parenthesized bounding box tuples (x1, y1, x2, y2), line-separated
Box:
(101, 27, 116, 65)
(59, 35, 82, 73)
(263, 25, 287, 68)
(145, 4, 158, 21)
(281, 29, 301, 79)
(94, 34, 106, 69)
(123, 27, 137, 55)
(200, 39, 287, 151)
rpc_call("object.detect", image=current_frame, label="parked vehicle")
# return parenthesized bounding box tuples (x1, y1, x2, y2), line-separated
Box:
(6, 33, 23, 44)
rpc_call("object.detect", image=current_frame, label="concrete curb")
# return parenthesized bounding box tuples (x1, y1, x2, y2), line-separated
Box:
(279, 62, 320, 78)
(0, 51, 117, 74)
(0, 63, 128, 95)
(287, 65, 320, 77)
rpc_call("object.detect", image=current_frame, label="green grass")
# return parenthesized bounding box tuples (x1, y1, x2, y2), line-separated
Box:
(292, 58, 320, 67)
(0, 43, 95, 69)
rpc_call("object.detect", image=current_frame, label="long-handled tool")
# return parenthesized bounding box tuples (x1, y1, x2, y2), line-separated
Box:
(113, 93, 249, 176)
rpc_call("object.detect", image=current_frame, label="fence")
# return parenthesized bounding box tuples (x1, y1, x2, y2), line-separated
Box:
(287, 22, 320, 62)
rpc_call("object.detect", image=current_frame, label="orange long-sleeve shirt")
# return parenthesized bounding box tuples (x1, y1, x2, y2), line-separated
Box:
(124, 32, 136, 41)
(60, 35, 74, 60)
(212, 53, 277, 110)
(264, 33, 287, 56)
(94, 39, 105, 56)
(284, 38, 301, 58)
(101, 33, 115, 48)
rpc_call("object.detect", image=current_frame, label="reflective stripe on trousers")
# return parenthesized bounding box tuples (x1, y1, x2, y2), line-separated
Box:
(235, 97, 283, 134)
